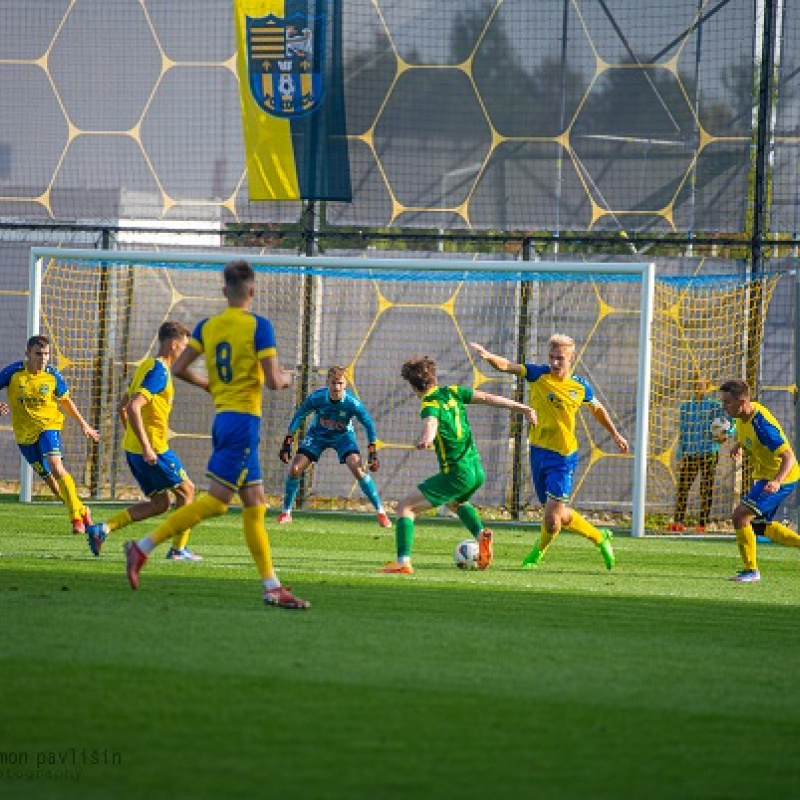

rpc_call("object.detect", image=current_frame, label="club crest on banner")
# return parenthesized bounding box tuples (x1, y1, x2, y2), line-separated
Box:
(246, 12, 326, 119)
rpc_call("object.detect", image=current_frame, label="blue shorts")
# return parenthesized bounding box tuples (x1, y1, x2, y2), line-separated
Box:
(126, 449, 188, 497)
(298, 429, 359, 464)
(18, 430, 62, 477)
(207, 411, 262, 490)
(742, 480, 798, 522)
(529, 446, 578, 504)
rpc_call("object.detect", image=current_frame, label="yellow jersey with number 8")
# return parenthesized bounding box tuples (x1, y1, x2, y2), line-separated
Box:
(189, 307, 277, 416)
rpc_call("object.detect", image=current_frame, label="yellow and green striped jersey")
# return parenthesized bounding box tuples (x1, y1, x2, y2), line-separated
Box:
(419, 385, 478, 473)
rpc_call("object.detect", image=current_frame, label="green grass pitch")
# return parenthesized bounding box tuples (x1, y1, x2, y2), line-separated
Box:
(1, 497, 799, 799)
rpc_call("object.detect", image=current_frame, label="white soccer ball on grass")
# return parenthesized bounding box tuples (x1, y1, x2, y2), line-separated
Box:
(453, 539, 479, 570)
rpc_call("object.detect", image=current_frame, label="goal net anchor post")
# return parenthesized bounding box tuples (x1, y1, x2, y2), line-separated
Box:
(20, 251, 44, 504)
(632, 261, 655, 539)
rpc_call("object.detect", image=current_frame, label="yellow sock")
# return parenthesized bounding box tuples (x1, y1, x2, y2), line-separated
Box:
(735, 525, 757, 570)
(765, 520, 800, 548)
(107, 509, 133, 532)
(243, 505, 275, 579)
(536, 526, 558, 553)
(172, 530, 192, 550)
(150, 494, 227, 547)
(56, 473, 83, 520)
(565, 509, 602, 545)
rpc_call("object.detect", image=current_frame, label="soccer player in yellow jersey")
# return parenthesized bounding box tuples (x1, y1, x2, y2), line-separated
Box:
(123, 260, 310, 609)
(470, 335, 628, 570)
(719, 379, 800, 582)
(85, 322, 201, 561)
(0, 334, 99, 533)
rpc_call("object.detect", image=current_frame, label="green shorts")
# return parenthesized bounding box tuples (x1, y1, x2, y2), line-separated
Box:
(418, 458, 485, 508)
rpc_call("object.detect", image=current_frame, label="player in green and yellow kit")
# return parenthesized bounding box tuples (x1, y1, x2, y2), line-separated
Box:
(0, 334, 99, 534)
(719, 379, 800, 582)
(381, 356, 536, 574)
(470, 335, 628, 570)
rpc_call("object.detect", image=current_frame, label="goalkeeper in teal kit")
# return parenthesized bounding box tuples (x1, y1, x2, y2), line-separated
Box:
(278, 365, 391, 527)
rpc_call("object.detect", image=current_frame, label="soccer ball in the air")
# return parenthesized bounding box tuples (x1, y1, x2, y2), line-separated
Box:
(710, 416, 731, 441)
(454, 539, 479, 570)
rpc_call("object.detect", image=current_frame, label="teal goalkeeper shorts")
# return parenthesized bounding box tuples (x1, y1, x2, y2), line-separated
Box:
(418, 457, 485, 508)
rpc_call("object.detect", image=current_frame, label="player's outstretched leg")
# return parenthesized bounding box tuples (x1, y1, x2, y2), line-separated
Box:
(243, 505, 310, 609)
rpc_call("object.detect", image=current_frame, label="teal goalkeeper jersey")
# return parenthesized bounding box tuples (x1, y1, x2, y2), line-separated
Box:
(419, 385, 479, 473)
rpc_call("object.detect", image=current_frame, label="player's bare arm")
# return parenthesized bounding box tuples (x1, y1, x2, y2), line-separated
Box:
(416, 417, 438, 449)
(589, 401, 628, 453)
(58, 396, 100, 442)
(127, 393, 157, 464)
(766, 450, 796, 493)
(171, 347, 210, 391)
(471, 389, 537, 427)
(261, 354, 292, 391)
(468, 342, 524, 376)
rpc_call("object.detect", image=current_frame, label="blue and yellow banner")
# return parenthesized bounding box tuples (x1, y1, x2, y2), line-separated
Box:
(234, 0, 351, 201)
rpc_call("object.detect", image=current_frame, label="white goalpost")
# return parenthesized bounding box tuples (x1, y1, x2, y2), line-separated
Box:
(25, 247, 656, 537)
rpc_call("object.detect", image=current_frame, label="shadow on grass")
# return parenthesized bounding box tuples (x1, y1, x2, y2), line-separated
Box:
(2, 565, 800, 799)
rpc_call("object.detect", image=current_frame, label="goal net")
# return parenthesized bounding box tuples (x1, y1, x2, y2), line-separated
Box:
(24, 248, 780, 535)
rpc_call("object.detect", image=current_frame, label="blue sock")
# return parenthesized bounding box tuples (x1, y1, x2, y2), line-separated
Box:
(283, 476, 300, 512)
(358, 474, 382, 511)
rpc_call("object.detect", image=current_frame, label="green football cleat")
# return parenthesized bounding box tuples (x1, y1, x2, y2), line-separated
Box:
(521, 545, 544, 569)
(598, 529, 615, 570)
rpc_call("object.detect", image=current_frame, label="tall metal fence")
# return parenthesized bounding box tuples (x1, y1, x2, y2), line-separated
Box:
(1, 1, 795, 239)
(0, 1, 798, 522)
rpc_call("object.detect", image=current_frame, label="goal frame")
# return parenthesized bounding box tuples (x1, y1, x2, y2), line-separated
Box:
(26, 247, 655, 537)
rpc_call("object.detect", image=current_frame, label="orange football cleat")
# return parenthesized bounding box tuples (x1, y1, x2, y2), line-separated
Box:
(380, 561, 414, 574)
